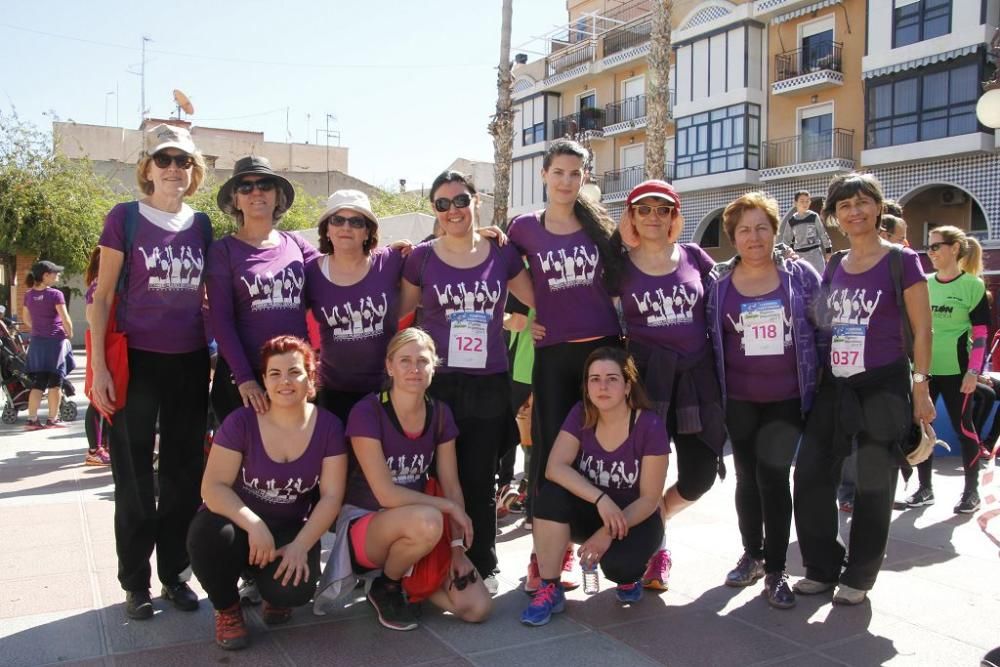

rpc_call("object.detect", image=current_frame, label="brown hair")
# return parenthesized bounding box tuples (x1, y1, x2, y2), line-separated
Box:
(931, 225, 983, 277)
(258, 335, 318, 394)
(722, 192, 780, 243)
(580, 347, 650, 429)
(822, 172, 885, 226)
(136, 151, 206, 197)
(84, 247, 101, 286)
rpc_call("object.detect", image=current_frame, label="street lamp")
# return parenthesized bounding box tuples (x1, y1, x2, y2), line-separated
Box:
(976, 29, 1000, 128)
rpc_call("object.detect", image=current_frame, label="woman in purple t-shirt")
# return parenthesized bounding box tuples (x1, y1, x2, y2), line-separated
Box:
(188, 336, 347, 650)
(793, 173, 934, 606)
(88, 124, 213, 621)
(521, 347, 667, 626)
(507, 139, 624, 591)
(305, 189, 404, 422)
(207, 156, 321, 423)
(321, 328, 491, 631)
(21, 260, 73, 430)
(400, 170, 534, 584)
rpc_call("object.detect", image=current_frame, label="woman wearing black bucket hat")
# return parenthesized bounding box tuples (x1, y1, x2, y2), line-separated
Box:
(206, 156, 321, 423)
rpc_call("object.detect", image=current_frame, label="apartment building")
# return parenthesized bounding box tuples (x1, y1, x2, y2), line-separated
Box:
(511, 0, 1000, 261)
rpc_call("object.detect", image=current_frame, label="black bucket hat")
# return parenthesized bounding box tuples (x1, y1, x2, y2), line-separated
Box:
(217, 156, 295, 216)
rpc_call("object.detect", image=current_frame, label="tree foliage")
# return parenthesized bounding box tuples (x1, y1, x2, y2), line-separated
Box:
(369, 190, 432, 219)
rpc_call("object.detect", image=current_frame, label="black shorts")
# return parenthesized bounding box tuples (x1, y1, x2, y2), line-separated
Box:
(29, 371, 63, 390)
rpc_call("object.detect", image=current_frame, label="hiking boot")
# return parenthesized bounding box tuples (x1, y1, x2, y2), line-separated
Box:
(832, 583, 868, 605)
(763, 572, 796, 609)
(524, 553, 541, 594)
(905, 487, 935, 507)
(792, 578, 835, 595)
(214, 603, 248, 650)
(367, 577, 418, 631)
(161, 582, 199, 611)
(725, 552, 765, 588)
(24, 419, 45, 432)
(85, 447, 111, 466)
(641, 548, 672, 591)
(261, 601, 292, 625)
(520, 582, 565, 626)
(615, 580, 643, 604)
(955, 490, 981, 514)
(238, 578, 262, 606)
(125, 590, 154, 620)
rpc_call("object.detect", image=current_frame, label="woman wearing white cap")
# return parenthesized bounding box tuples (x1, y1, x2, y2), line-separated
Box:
(88, 123, 213, 621)
(206, 156, 321, 423)
(304, 190, 406, 422)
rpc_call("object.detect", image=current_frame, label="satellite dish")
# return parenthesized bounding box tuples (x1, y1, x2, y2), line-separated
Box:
(172, 89, 195, 117)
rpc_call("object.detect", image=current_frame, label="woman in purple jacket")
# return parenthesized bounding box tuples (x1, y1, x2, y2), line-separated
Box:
(705, 192, 823, 609)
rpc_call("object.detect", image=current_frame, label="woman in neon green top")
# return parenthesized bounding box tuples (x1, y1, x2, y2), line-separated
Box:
(906, 225, 989, 514)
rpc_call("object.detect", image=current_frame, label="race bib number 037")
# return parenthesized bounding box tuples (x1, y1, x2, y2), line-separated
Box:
(831, 324, 866, 378)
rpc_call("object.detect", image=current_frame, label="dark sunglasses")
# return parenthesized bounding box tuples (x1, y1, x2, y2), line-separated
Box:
(433, 194, 473, 213)
(235, 179, 276, 195)
(631, 203, 674, 217)
(927, 241, 955, 252)
(449, 568, 479, 591)
(329, 215, 368, 229)
(152, 153, 194, 169)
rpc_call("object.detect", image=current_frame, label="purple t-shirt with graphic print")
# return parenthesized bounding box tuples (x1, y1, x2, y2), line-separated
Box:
(343, 394, 460, 511)
(508, 212, 620, 347)
(206, 232, 321, 385)
(23, 288, 66, 338)
(617, 246, 713, 355)
(722, 285, 799, 402)
(403, 241, 524, 374)
(825, 248, 925, 373)
(560, 402, 669, 508)
(212, 406, 347, 522)
(304, 247, 403, 393)
(98, 203, 211, 354)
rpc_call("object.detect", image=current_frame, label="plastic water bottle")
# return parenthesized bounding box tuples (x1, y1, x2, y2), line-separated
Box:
(582, 562, 600, 595)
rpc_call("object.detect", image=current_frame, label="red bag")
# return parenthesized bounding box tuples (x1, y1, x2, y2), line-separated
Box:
(85, 297, 129, 423)
(401, 477, 452, 603)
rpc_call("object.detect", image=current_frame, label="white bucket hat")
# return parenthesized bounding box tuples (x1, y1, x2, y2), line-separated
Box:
(318, 190, 378, 226)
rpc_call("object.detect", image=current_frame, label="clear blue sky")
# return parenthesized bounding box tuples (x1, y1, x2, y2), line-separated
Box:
(0, 0, 567, 191)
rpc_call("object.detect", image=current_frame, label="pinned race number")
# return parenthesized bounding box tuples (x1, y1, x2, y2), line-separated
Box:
(831, 324, 866, 378)
(741, 299, 784, 356)
(448, 311, 490, 368)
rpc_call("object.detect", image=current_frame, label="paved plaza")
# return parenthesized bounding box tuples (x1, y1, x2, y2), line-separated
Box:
(2, 359, 999, 666)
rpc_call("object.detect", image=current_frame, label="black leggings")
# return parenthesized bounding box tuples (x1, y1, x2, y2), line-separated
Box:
(670, 428, 718, 502)
(210, 355, 248, 425)
(187, 510, 319, 610)
(726, 398, 802, 573)
(498, 381, 532, 489)
(533, 483, 663, 584)
(529, 337, 620, 509)
(85, 404, 109, 454)
(917, 374, 980, 493)
(110, 347, 209, 592)
(317, 388, 368, 425)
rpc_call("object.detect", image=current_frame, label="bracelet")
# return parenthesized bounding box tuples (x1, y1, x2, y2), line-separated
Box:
(594, 492, 606, 505)
(450, 538, 465, 549)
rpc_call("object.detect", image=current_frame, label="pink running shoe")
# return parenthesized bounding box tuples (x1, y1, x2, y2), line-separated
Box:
(560, 546, 580, 591)
(85, 447, 111, 466)
(524, 553, 541, 594)
(641, 548, 672, 591)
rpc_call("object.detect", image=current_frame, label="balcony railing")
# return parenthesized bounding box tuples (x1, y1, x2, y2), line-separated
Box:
(601, 163, 674, 195)
(606, 95, 647, 125)
(762, 128, 854, 168)
(775, 41, 843, 82)
(546, 40, 596, 76)
(603, 19, 652, 58)
(552, 110, 606, 138)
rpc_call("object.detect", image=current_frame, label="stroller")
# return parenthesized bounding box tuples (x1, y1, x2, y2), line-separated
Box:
(0, 320, 78, 424)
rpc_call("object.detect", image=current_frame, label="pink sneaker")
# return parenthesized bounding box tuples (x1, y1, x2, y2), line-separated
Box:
(524, 553, 541, 594)
(45, 419, 67, 429)
(24, 419, 45, 432)
(560, 546, 580, 591)
(641, 548, 672, 591)
(85, 447, 111, 466)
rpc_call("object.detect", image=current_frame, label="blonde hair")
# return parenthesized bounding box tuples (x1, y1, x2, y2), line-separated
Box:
(722, 192, 780, 242)
(136, 151, 207, 197)
(619, 199, 684, 249)
(932, 225, 983, 277)
(384, 328, 439, 389)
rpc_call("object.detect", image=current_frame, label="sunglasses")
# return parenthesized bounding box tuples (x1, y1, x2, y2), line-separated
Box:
(329, 215, 368, 229)
(632, 203, 675, 218)
(433, 194, 473, 213)
(235, 179, 276, 195)
(152, 153, 194, 169)
(927, 241, 955, 252)
(450, 568, 479, 591)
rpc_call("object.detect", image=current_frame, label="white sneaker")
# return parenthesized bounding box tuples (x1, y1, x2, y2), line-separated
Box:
(792, 577, 835, 595)
(832, 583, 868, 605)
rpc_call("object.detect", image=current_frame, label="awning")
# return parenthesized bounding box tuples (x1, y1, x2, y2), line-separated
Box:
(863, 44, 981, 79)
(773, 0, 841, 24)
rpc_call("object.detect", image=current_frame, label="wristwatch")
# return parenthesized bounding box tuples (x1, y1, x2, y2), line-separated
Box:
(912, 372, 929, 384)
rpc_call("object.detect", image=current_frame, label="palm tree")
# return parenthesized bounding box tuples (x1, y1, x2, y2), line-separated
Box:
(489, 0, 514, 229)
(645, 0, 672, 181)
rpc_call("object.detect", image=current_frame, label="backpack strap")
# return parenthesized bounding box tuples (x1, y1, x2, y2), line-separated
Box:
(195, 212, 213, 247)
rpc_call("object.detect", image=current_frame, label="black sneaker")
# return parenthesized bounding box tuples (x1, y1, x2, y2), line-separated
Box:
(725, 552, 765, 587)
(367, 577, 418, 631)
(905, 487, 935, 507)
(763, 572, 796, 609)
(955, 491, 981, 514)
(125, 590, 154, 620)
(161, 582, 200, 611)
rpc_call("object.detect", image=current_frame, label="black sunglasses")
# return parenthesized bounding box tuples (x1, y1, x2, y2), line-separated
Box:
(433, 194, 473, 213)
(450, 568, 479, 591)
(152, 153, 194, 169)
(329, 215, 368, 229)
(927, 241, 956, 252)
(631, 203, 674, 217)
(235, 179, 276, 195)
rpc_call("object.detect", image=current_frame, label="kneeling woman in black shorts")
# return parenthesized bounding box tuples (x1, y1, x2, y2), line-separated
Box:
(521, 347, 668, 626)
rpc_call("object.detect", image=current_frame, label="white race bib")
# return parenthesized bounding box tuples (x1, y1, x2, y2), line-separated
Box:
(741, 299, 785, 356)
(831, 324, 866, 378)
(448, 312, 489, 368)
